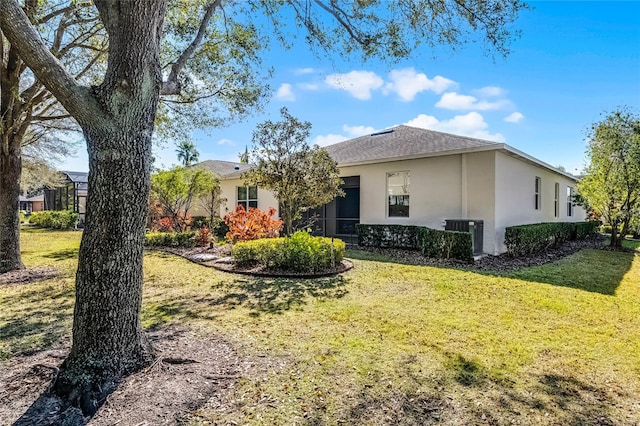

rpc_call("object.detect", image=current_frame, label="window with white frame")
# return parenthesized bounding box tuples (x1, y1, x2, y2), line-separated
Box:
(387, 171, 410, 217)
(534, 176, 541, 210)
(567, 186, 574, 217)
(237, 186, 258, 210)
(554, 182, 560, 217)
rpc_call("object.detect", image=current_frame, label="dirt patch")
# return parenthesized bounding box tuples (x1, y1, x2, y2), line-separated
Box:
(0, 266, 60, 286)
(354, 234, 609, 272)
(0, 324, 287, 425)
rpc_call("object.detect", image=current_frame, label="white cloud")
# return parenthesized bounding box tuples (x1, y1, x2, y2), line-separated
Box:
(473, 86, 506, 98)
(405, 112, 506, 142)
(504, 112, 524, 123)
(343, 125, 375, 137)
(383, 68, 456, 101)
(275, 83, 295, 101)
(294, 67, 316, 75)
(435, 92, 510, 111)
(217, 138, 236, 146)
(325, 70, 384, 100)
(298, 82, 320, 91)
(312, 133, 349, 147)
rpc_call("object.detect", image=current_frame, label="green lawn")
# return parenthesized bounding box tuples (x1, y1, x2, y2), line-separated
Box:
(2, 229, 640, 425)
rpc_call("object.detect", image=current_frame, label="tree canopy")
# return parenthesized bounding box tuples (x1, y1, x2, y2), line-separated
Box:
(578, 108, 640, 247)
(243, 107, 344, 235)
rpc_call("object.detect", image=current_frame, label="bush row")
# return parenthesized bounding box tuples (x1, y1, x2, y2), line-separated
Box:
(504, 221, 600, 257)
(233, 231, 345, 273)
(145, 231, 197, 247)
(356, 224, 473, 262)
(29, 210, 78, 229)
(419, 227, 473, 262)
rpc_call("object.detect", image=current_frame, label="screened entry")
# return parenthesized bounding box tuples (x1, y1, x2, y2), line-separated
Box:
(299, 176, 360, 243)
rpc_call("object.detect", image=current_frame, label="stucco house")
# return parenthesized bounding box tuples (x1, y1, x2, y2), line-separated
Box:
(196, 125, 586, 255)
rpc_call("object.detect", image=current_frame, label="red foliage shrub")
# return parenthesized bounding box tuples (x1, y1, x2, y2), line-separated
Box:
(196, 227, 211, 247)
(223, 205, 283, 243)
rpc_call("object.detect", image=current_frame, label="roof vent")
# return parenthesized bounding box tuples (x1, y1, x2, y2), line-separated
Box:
(370, 129, 394, 137)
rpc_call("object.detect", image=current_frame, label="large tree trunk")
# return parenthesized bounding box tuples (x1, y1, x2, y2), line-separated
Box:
(50, 1, 167, 415)
(0, 135, 24, 273)
(52, 125, 156, 414)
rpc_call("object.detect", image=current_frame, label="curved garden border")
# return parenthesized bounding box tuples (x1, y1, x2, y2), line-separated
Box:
(204, 257, 354, 279)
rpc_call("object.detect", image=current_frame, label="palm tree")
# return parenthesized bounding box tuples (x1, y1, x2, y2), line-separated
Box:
(176, 141, 199, 167)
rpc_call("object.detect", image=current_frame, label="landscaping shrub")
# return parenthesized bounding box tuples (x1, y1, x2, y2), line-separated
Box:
(356, 224, 422, 249)
(145, 231, 197, 247)
(224, 205, 283, 243)
(418, 227, 473, 262)
(29, 210, 78, 229)
(232, 231, 345, 273)
(196, 227, 211, 247)
(356, 223, 473, 261)
(505, 221, 600, 257)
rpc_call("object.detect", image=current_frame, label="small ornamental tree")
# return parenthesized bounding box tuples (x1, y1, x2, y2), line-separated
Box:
(243, 107, 344, 235)
(578, 108, 640, 247)
(224, 205, 283, 243)
(150, 167, 217, 232)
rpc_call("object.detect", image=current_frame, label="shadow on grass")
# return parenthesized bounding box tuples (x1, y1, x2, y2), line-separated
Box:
(209, 275, 350, 316)
(143, 275, 350, 329)
(502, 249, 635, 296)
(0, 285, 74, 358)
(348, 247, 636, 296)
(42, 248, 79, 261)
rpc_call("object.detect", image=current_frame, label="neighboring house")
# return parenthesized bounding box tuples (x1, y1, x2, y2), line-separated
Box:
(19, 195, 32, 213)
(28, 194, 45, 212)
(196, 125, 586, 255)
(41, 171, 89, 223)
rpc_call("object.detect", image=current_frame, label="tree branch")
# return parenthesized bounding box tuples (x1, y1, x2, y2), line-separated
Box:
(161, 0, 221, 96)
(0, 0, 98, 127)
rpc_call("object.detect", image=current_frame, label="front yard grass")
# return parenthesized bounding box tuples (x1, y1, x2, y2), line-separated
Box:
(2, 228, 639, 424)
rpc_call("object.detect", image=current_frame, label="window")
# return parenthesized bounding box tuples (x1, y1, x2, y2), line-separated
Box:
(387, 171, 410, 217)
(554, 182, 560, 217)
(237, 186, 258, 210)
(567, 186, 574, 217)
(534, 176, 541, 210)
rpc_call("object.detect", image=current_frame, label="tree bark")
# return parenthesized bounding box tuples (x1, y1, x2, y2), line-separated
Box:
(45, 1, 167, 414)
(0, 134, 24, 273)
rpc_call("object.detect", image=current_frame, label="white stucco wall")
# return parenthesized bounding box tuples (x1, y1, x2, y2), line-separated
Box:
(465, 151, 497, 254)
(494, 151, 586, 253)
(216, 178, 280, 218)
(338, 155, 466, 230)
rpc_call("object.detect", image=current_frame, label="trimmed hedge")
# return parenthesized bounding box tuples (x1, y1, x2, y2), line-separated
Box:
(232, 231, 345, 273)
(29, 210, 78, 229)
(356, 224, 473, 262)
(418, 227, 473, 262)
(356, 224, 422, 249)
(145, 231, 197, 247)
(505, 221, 600, 257)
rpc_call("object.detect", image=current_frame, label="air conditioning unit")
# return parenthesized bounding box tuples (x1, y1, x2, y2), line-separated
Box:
(444, 219, 484, 256)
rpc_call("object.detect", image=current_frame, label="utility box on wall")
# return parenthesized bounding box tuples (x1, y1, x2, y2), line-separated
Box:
(444, 219, 484, 256)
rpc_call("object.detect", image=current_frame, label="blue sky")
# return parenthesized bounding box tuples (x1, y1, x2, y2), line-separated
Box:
(60, 1, 640, 175)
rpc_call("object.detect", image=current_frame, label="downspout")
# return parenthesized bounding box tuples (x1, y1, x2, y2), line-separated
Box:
(461, 153, 468, 218)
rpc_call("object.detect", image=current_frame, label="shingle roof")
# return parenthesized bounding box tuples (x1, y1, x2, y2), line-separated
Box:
(194, 160, 251, 179)
(324, 125, 498, 165)
(61, 171, 88, 183)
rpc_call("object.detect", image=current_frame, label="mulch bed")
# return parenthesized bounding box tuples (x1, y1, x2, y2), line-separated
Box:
(0, 266, 60, 286)
(158, 235, 621, 276)
(353, 234, 614, 273)
(0, 324, 287, 425)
